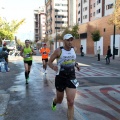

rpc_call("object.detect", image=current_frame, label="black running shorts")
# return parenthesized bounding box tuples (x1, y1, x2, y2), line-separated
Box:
(24, 60, 32, 66)
(42, 58, 48, 62)
(55, 75, 76, 92)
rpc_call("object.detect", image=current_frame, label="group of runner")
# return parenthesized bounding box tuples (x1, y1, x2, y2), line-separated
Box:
(20, 34, 80, 120)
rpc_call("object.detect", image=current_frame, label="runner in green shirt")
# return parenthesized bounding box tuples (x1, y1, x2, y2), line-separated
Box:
(20, 40, 36, 84)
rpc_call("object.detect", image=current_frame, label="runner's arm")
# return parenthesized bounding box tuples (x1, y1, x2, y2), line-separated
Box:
(20, 47, 24, 57)
(48, 48, 60, 72)
(31, 48, 36, 55)
(74, 47, 80, 71)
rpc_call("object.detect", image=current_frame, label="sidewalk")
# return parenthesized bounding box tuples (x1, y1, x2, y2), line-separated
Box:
(76, 54, 120, 63)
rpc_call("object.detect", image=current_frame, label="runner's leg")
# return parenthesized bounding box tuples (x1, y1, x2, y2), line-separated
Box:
(66, 88, 76, 120)
(42, 60, 46, 70)
(24, 63, 29, 83)
(53, 90, 64, 104)
(52, 90, 64, 110)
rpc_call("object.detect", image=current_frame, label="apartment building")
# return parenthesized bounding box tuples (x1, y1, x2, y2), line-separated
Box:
(45, 0, 77, 43)
(34, 6, 46, 42)
(77, 0, 120, 57)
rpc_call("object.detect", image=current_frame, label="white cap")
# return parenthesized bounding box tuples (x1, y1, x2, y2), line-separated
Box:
(63, 34, 73, 40)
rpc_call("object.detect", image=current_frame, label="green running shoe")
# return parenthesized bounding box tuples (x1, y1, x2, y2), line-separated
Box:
(26, 77, 29, 84)
(26, 79, 28, 84)
(51, 101, 56, 111)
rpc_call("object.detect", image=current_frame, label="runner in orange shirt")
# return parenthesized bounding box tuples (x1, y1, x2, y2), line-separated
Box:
(39, 43, 50, 73)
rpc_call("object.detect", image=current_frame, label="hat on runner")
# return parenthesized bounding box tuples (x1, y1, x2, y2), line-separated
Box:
(63, 34, 73, 40)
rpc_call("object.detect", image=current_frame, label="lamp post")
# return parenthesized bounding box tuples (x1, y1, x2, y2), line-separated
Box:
(113, 0, 116, 60)
(113, 25, 116, 59)
(51, 9, 58, 49)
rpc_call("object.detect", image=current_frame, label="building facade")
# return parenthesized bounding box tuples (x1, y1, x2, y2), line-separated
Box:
(45, 0, 77, 45)
(77, 0, 120, 57)
(34, 6, 46, 42)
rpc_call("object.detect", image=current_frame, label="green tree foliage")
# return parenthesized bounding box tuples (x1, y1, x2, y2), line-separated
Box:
(61, 27, 72, 39)
(56, 24, 79, 40)
(71, 24, 79, 39)
(91, 30, 101, 42)
(0, 18, 25, 44)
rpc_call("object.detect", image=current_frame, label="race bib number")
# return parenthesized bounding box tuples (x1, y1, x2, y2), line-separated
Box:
(71, 79, 79, 87)
(43, 51, 46, 54)
(26, 53, 30, 58)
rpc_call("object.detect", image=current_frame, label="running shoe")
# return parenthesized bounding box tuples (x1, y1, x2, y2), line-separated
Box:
(51, 101, 56, 111)
(26, 77, 29, 84)
(44, 70, 47, 74)
(26, 79, 28, 84)
(43, 69, 45, 73)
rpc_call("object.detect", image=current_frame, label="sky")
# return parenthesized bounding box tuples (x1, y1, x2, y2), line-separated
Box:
(0, 0, 45, 41)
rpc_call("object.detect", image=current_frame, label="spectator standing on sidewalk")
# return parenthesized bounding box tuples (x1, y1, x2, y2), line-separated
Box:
(106, 45, 112, 64)
(20, 40, 36, 84)
(97, 46, 101, 61)
(80, 45, 83, 56)
(48, 34, 80, 120)
(2, 42, 9, 64)
(39, 43, 50, 74)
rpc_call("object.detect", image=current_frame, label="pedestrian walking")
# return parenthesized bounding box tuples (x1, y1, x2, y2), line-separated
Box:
(106, 45, 112, 64)
(39, 43, 50, 74)
(48, 33, 80, 120)
(97, 46, 101, 61)
(20, 40, 36, 84)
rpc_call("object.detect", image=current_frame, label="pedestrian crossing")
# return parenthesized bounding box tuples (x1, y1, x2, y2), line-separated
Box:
(76, 66, 120, 78)
(46, 66, 120, 79)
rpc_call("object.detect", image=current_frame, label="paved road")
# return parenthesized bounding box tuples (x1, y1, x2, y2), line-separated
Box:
(0, 55, 120, 120)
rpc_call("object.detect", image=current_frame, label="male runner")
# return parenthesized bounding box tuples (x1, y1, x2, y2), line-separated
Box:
(48, 34, 80, 120)
(39, 43, 50, 74)
(20, 40, 36, 84)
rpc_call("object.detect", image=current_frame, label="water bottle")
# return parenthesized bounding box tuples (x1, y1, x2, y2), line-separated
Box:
(1, 62, 6, 73)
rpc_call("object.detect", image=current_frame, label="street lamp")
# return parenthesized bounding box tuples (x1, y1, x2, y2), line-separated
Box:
(113, 24, 116, 59)
(113, 0, 116, 59)
(49, 8, 58, 49)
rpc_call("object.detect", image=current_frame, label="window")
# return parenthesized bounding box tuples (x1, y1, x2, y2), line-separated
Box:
(84, 0, 87, 3)
(90, 5, 92, 9)
(78, 11, 80, 14)
(62, 4, 67, 6)
(83, 15, 87, 19)
(55, 9, 59, 12)
(97, 0, 101, 5)
(35, 29, 38, 33)
(94, 3, 95, 7)
(106, 3, 113, 10)
(93, 12, 95, 16)
(83, 7, 87, 11)
(78, 3, 80, 6)
(55, 4, 60, 6)
(78, 18, 80, 21)
(97, 9, 100, 14)
(55, 27, 60, 29)
(90, 13, 92, 17)
(104, 28, 106, 32)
